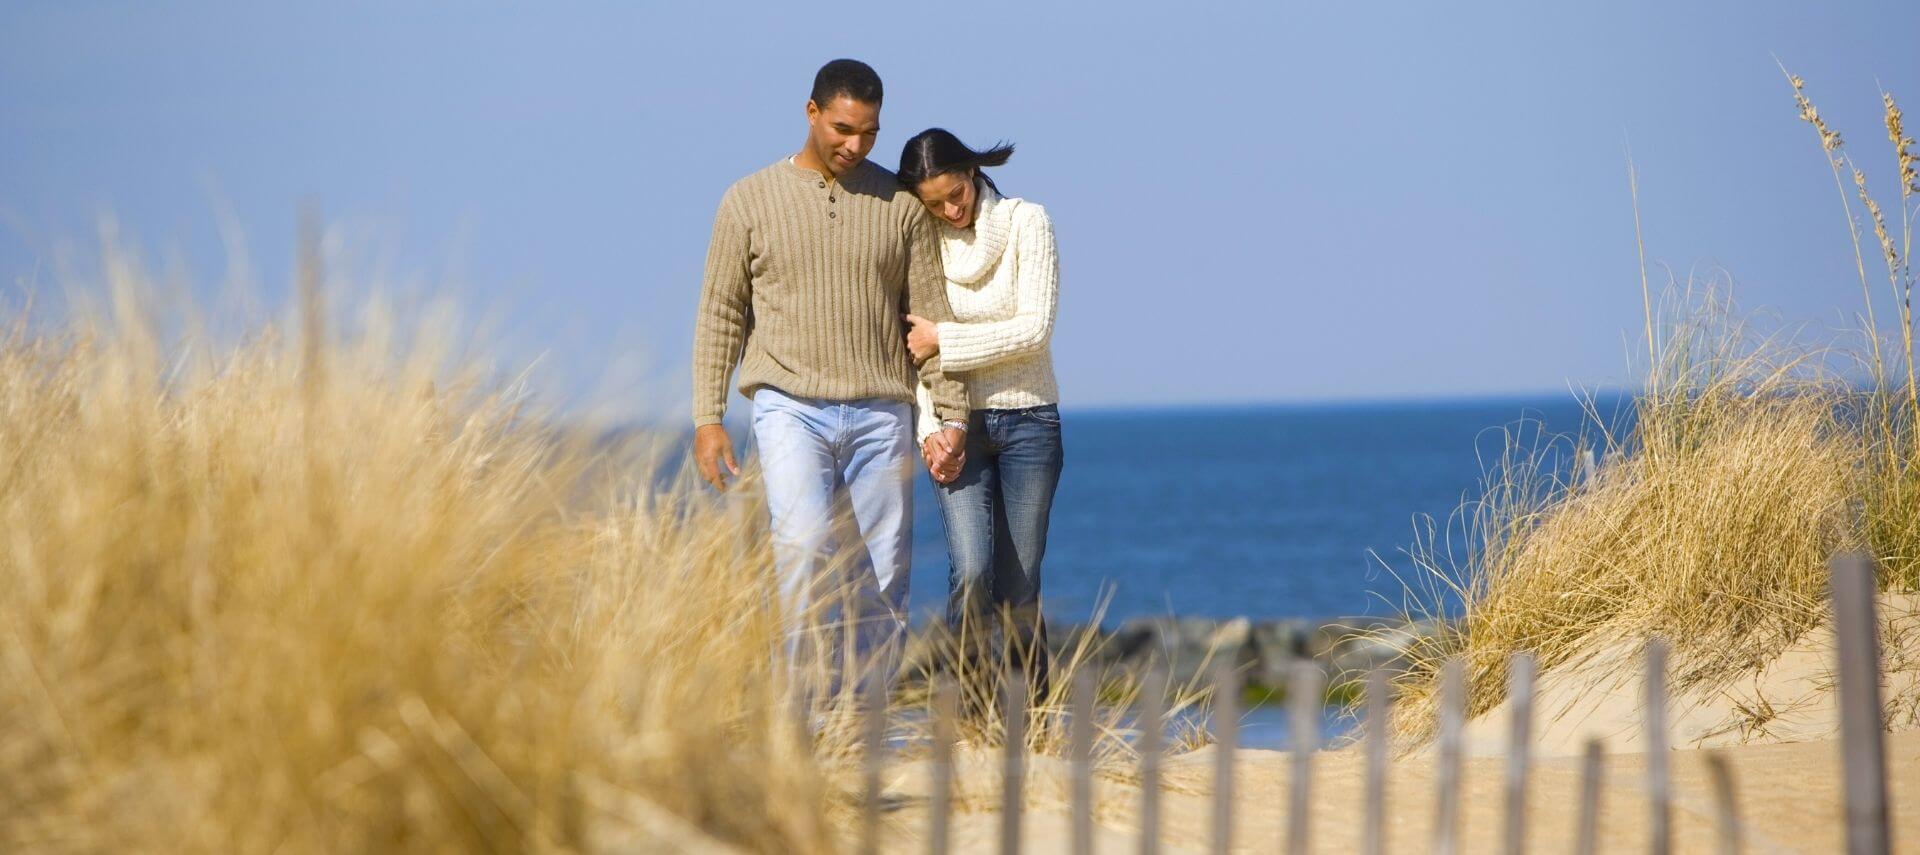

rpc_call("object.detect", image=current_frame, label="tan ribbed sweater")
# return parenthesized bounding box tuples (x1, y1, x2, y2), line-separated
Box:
(692, 158, 967, 427)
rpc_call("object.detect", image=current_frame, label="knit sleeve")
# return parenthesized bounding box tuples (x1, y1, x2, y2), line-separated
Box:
(691, 187, 752, 427)
(937, 204, 1058, 373)
(913, 380, 943, 442)
(905, 211, 969, 422)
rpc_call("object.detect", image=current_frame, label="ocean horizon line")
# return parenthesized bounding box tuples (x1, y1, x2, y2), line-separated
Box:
(1057, 387, 1635, 416)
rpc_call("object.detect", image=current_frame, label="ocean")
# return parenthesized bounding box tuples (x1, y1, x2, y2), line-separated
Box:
(905, 394, 1625, 627)
(900, 394, 1624, 748)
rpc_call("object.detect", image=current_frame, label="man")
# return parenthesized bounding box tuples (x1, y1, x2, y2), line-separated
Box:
(691, 59, 968, 713)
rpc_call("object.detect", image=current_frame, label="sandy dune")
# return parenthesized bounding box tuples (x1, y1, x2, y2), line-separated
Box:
(1456, 593, 1920, 759)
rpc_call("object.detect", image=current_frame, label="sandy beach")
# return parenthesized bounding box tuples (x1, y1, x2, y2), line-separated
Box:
(875, 731, 1918, 853)
(853, 593, 1920, 853)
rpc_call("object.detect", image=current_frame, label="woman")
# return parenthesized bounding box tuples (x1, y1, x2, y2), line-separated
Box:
(897, 129, 1063, 711)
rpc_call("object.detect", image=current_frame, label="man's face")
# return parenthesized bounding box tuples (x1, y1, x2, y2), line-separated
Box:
(805, 95, 880, 176)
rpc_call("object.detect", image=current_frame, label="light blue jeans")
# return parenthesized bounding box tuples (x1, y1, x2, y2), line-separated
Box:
(751, 387, 914, 713)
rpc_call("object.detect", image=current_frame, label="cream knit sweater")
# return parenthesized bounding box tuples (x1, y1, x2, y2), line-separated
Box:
(914, 181, 1061, 439)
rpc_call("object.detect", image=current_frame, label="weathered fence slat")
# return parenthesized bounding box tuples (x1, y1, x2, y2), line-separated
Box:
(930, 677, 956, 855)
(1212, 662, 1239, 855)
(1363, 668, 1391, 855)
(1434, 658, 1465, 855)
(1703, 750, 1742, 855)
(1001, 672, 1027, 855)
(1646, 638, 1671, 855)
(1288, 660, 1322, 855)
(1830, 553, 1891, 855)
(1139, 666, 1166, 855)
(1574, 738, 1603, 855)
(861, 672, 887, 855)
(1071, 667, 1095, 855)
(1505, 652, 1537, 855)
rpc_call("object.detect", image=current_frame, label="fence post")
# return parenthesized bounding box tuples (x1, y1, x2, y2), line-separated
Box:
(1001, 671, 1027, 855)
(1212, 662, 1240, 855)
(1434, 658, 1465, 855)
(860, 672, 887, 855)
(930, 676, 956, 855)
(1830, 553, 1891, 855)
(1703, 750, 1741, 855)
(1363, 667, 1391, 855)
(1574, 738, 1603, 855)
(1288, 660, 1322, 855)
(1505, 652, 1537, 855)
(1071, 668, 1095, 855)
(1646, 638, 1670, 855)
(1139, 666, 1166, 855)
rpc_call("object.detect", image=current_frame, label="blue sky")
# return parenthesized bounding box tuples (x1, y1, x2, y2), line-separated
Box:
(3, 1, 1917, 418)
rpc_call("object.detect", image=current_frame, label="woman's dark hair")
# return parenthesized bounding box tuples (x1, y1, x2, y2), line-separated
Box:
(896, 128, 1014, 194)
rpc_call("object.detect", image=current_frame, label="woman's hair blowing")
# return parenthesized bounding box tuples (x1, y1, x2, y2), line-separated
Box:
(896, 128, 1014, 193)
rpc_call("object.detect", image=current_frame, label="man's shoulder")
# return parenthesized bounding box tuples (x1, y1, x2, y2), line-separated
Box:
(846, 161, 914, 203)
(852, 159, 900, 185)
(721, 161, 789, 198)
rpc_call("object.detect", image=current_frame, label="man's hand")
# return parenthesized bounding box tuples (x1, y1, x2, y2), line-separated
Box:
(694, 424, 740, 491)
(922, 424, 966, 484)
(902, 313, 940, 364)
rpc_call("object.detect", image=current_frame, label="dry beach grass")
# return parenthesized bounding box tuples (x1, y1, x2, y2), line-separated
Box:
(1384, 77, 1920, 750)
(0, 245, 845, 852)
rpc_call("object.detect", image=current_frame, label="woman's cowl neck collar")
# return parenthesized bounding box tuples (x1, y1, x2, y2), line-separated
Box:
(940, 179, 1020, 285)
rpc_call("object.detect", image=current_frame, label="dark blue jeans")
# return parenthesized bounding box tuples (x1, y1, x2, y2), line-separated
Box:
(933, 404, 1064, 710)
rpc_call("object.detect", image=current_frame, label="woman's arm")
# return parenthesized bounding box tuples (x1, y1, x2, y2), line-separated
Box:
(937, 204, 1059, 373)
(913, 381, 943, 442)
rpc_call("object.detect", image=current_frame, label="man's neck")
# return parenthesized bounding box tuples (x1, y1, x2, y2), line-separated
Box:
(793, 145, 838, 182)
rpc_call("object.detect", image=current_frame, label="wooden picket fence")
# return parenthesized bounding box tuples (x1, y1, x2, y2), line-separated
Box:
(849, 553, 1897, 854)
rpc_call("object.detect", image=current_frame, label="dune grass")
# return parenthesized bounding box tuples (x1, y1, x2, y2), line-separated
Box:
(0, 244, 853, 852)
(1383, 77, 1920, 744)
(1385, 298, 1857, 742)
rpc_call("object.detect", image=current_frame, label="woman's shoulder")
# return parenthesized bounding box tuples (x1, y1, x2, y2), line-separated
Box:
(1003, 197, 1053, 247)
(1004, 196, 1051, 229)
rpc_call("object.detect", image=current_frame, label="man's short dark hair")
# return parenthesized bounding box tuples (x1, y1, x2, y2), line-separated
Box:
(810, 59, 883, 107)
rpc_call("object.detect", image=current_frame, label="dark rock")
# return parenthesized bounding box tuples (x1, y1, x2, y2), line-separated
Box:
(894, 614, 1452, 704)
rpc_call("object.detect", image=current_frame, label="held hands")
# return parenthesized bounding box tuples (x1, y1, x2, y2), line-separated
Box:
(902, 313, 940, 364)
(905, 312, 957, 481)
(921, 425, 966, 484)
(693, 424, 740, 490)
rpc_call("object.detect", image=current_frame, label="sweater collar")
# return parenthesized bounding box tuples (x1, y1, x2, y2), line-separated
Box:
(780, 155, 869, 185)
(940, 179, 1020, 284)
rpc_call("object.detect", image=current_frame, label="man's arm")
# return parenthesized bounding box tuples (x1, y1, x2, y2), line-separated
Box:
(691, 190, 750, 490)
(692, 190, 751, 427)
(904, 211, 968, 422)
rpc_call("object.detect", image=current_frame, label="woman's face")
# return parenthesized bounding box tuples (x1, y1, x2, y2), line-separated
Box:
(915, 170, 977, 229)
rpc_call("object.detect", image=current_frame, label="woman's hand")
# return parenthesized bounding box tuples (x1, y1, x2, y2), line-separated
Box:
(903, 313, 940, 364)
(922, 428, 964, 484)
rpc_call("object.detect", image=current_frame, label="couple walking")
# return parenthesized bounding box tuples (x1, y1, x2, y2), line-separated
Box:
(691, 58, 1063, 721)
